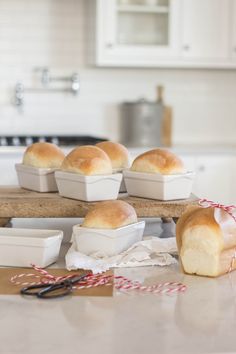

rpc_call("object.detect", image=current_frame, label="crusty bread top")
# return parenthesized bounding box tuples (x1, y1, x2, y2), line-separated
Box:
(82, 200, 138, 229)
(61, 145, 112, 175)
(176, 206, 221, 252)
(131, 148, 185, 175)
(96, 141, 130, 169)
(23, 142, 65, 168)
(176, 206, 236, 254)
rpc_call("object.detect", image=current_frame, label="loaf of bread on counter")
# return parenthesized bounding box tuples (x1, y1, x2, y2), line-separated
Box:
(131, 148, 184, 175)
(96, 141, 130, 169)
(23, 142, 65, 168)
(176, 206, 236, 277)
(82, 200, 137, 229)
(61, 145, 112, 176)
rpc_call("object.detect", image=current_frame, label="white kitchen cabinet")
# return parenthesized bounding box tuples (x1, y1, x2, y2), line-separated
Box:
(0, 152, 21, 185)
(94, 0, 181, 67)
(91, 0, 236, 68)
(179, 154, 234, 205)
(181, 0, 230, 61)
(194, 155, 233, 205)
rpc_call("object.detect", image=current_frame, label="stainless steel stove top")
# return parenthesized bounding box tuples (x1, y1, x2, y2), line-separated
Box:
(0, 136, 106, 147)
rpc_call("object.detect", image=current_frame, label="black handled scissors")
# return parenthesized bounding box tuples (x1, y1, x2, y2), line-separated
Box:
(20, 273, 90, 299)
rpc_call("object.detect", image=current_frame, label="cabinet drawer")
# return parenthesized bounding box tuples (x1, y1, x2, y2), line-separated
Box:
(194, 155, 232, 204)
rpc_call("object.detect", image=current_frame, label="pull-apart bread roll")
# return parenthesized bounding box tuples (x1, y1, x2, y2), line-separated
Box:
(23, 142, 65, 168)
(131, 148, 184, 174)
(176, 206, 236, 277)
(61, 145, 112, 176)
(82, 200, 137, 229)
(96, 141, 130, 169)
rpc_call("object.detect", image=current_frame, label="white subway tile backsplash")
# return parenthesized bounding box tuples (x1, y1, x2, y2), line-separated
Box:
(0, 0, 235, 144)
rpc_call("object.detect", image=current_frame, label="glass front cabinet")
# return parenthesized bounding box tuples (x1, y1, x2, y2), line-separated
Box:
(95, 0, 181, 66)
(91, 0, 235, 68)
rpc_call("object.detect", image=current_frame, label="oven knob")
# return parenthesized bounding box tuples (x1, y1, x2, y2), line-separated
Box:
(51, 137, 59, 145)
(12, 137, 20, 146)
(25, 137, 33, 146)
(0, 137, 7, 146)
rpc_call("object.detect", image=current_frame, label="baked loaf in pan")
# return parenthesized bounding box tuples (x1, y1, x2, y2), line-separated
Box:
(82, 200, 137, 229)
(96, 141, 130, 169)
(176, 206, 236, 277)
(131, 148, 184, 175)
(23, 142, 65, 168)
(61, 145, 112, 176)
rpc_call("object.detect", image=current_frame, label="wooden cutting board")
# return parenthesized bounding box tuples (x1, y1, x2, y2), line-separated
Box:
(162, 105, 172, 147)
(0, 187, 198, 222)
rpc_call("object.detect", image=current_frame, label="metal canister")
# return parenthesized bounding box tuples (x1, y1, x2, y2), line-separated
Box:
(120, 98, 164, 147)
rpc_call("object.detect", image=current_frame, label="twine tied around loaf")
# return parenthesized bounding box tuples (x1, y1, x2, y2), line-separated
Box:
(199, 198, 236, 223)
(10, 264, 187, 296)
(199, 198, 236, 273)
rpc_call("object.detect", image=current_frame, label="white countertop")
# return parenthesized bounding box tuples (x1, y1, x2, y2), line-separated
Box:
(0, 144, 236, 155)
(1, 240, 236, 354)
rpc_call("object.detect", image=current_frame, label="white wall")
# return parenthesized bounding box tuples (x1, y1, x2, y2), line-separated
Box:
(0, 0, 235, 145)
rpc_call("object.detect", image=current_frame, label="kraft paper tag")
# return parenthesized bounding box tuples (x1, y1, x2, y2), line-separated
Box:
(0, 268, 113, 297)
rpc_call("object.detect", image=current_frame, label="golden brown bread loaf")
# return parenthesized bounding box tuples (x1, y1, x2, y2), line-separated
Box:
(131, 148, 184, 175)
(23, 142, 65, 168)
(61, 145, 112, 176)
(176, 206, 236, 277)
(96, 141, 130, 169)
(82, 200, 138, 229)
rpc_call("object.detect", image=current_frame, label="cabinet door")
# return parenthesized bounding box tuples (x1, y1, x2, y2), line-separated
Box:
(96, 0, 181, 66)
(0, 154, 21, 185)
(194, 155, 232, 205)
(181, 0, 230, 60)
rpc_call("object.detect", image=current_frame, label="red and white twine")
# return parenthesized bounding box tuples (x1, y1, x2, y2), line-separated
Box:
(199, 198, 236, 223)
(10, 264, 186, 295)
(199, 198, 236, 273)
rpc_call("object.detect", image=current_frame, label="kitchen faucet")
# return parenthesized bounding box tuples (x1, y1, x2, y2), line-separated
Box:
(38, 67, 80, 95)
(13, 68, 80, 112)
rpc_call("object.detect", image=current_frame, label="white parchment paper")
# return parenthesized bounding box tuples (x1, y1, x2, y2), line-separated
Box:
(65, 236, 177, 274)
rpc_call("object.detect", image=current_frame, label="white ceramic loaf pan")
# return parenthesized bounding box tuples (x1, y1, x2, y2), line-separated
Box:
(123, 170, 195, 200)
(15, 163, 58, 192)
(55, 170, 122, 202)
(0, 228, 63, 268)
(73, 221, 145, 257)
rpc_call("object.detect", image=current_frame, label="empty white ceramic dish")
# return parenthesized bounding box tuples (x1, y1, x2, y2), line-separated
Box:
(55, 170, 122, 201)
(73, 221, 145, 257)
(123, 170, 195, 200)
(15, 163, 58, 192)
(0, 228, 63, 268)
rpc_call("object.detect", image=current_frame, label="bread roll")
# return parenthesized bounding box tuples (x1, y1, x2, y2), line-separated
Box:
(176, 206, 236, 277)
(82, 200, 138, 229)
(131, 148, 184, 175)
(61, 145, 112, 176)
(96, 141, 130, 169)
(23, 142, 65, 168)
